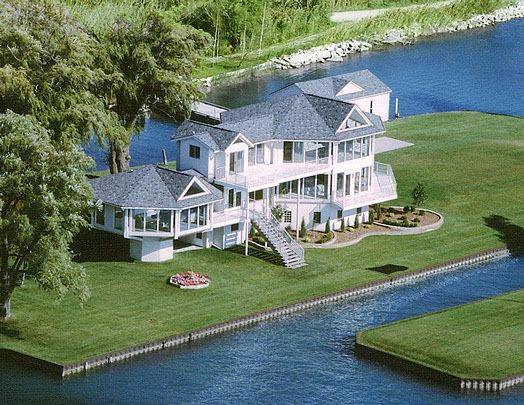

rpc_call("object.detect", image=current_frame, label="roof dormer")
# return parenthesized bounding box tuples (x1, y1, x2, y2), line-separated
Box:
(336, 81, 364, 96)
(336, 105, 372, 133)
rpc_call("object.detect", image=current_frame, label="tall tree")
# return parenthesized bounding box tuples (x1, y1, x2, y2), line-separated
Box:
(0, 0, 118, 145)
(0, 111, 92, 320)
(97, 13, 210, 173)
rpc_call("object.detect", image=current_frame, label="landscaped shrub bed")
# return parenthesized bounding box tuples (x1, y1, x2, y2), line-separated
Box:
(375, 206, 439, 228)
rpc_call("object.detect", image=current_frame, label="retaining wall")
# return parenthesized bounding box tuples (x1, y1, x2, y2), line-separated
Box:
(56, 247, 511, 377)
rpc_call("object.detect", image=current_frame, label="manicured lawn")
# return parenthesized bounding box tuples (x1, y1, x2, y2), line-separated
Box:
(1, 112, 522, 364)
(356, 289, 524, 379)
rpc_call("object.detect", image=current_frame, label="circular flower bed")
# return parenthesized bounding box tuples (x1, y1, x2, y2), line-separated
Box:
(169, 272, 210, 289)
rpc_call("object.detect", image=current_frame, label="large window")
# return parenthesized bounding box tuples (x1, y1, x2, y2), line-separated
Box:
(336, 173, 344, 198)
(293, 141, 304, 162)
(228, 188, 243, 208)
(132, 209, 145, 232)
(284, 211, 292, 223)
(361, 166, 371, 192)
(229, 151, 244, 173)
(248, 144, 265, 166)
(313, 212, 321, 224)
(305, 142, 329, 163)
(114, 208, 123, 231)
(132, 209, 172, 233)
(159, 210, 171, 232)
(256, 144, 264, 164)
(337, 137, 373, 162)
(283, 141, 293, 162)
(354, 138, 362, 159)
(316, 174, 328, 199)
(345, 174, 351, 196)
(180, 205, 207, 231)
(303, 176, 316, 198)
(189, 144, 200, 159)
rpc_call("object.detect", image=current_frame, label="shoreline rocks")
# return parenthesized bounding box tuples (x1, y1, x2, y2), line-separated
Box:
(270, 1, 524, 70)
(202, 2, 524, 85)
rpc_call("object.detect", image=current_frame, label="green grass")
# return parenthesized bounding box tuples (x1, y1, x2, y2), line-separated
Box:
(357, 289, 524, 379)
(1, 112, 523, 364)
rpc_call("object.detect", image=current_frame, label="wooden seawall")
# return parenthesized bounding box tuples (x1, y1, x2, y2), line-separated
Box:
(56, 248, 510, 377)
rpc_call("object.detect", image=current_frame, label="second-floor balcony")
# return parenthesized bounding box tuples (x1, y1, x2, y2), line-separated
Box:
(334, 162, 397, 209)
(215, 156, 333, 190)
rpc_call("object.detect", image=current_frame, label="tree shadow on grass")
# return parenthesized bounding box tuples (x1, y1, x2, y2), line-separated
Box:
(71, 228, 132, 263)
(483, 215, 524, 257)
(0, 320, 21, 339)
(366, 264, 408, 275)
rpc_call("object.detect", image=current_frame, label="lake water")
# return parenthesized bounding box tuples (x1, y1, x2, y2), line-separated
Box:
(2, 257, 523, 404)
(4, 18, 524, 404)
(85, 18, 524, 169)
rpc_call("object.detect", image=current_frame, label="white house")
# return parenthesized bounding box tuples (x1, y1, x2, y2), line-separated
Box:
(89, 70, 397, 268)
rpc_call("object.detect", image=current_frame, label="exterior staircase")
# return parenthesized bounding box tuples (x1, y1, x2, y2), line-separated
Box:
(251, 211, 306, 269)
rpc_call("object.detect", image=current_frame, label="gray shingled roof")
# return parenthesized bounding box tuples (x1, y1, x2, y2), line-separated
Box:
(173, 120, 238, 151)
(89, 165, 222, 209)
(218, 93, 383, 142)
(271, 69, 391, 102)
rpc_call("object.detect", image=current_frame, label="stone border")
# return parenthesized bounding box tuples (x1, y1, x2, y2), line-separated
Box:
(50, 247, 509, 377)
(305, 208, 443, 249)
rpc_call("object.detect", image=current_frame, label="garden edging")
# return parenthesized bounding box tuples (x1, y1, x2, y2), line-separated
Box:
(305, 208, 443, 249)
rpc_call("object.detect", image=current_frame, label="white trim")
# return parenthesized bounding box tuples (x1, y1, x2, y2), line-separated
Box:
(336, 105, 372, 133)
(336, 81, 364, 96)
(225, 132, 254, 150)
(177, 177, 211, 201)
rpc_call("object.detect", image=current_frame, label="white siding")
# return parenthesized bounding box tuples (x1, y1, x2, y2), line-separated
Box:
(177, 137, 213, 177)
(350, 93, 390, 122)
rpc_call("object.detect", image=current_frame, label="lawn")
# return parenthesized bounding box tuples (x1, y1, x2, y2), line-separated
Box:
(1, 112, 523, 364)
(356, 289, 524, 379)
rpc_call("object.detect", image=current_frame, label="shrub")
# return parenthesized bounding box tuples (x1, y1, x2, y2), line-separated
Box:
(316, 232, 333, 244)
(368, 210, 375, 224)
(403, 206, 410, 213)
(388, 207, 396, 213)
(401, 215, 407, 221)
(376, 204, 382, 219)
(413, 217, 421, 223)
(325, 217, 331, 233)
(339, 218, 345, 232)
(354, 215, 360, 229)
(386, 213, 392, 217)
(271, 204, 285, 222)
(299, 218, 307, 238)
(411, 182, 427, 209)
(402, 219, 410, 227)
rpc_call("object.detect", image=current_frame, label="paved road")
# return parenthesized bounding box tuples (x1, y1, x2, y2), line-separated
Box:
(330, 0, 454, 23)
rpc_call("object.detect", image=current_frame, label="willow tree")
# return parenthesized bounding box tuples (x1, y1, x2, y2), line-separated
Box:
(0, 0, 118, 145)
(0, 112, 92, 320)
(97, 13, 210, 173)
(0, 0, 114, 319)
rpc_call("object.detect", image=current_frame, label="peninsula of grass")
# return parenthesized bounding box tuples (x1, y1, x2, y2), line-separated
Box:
(356, 289, 524, 379)
(1, 112, 522, 365)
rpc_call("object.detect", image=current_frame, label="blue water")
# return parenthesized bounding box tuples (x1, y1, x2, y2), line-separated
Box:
(85, 19, 524, 169)
(2, 257, 523, 404)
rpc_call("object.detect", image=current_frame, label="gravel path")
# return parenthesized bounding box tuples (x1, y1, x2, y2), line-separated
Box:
(330, 0, 454, 23)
